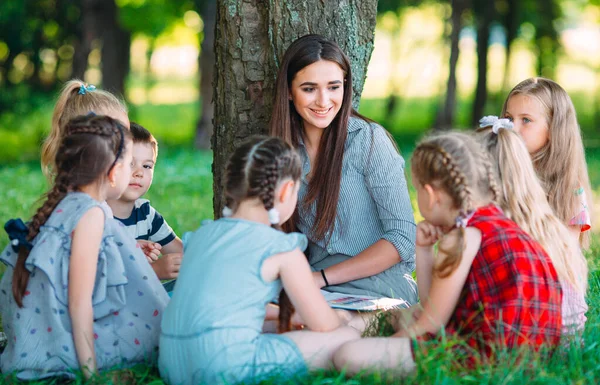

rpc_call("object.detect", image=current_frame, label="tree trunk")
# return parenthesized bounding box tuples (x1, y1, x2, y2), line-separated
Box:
(501, 0, 519, 92)
(195, 0, 217, 150)
(212, 0, 377, 216)
(100, 0, 131, 98)
(436, 0, 466, 130)
(471, 1, 495, 127)
(72, 0, 99, 81)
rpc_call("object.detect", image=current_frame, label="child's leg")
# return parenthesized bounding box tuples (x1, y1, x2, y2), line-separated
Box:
(333, 337, 416, 376)
(285, 326, 360, 370)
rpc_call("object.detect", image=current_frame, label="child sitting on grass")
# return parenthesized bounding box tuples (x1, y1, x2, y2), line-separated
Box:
(159, 136, 358, 385)
(0, 115, 168, 380)
(333, 132, 562, 375)
(477, 116, 588, 336)
(107, 122, 183, 280)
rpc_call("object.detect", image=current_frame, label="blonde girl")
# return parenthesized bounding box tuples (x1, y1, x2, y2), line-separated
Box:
(477, 116, 588, 335)
(41, 79, 129, 180)
(502, 78, 592, 248)
(333, 132, 562, 375)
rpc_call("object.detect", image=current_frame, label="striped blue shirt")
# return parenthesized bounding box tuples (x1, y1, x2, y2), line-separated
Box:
(297, 117, 416, 268)
(114, 199, 176, 246)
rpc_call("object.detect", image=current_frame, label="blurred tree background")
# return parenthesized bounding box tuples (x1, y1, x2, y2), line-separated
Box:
(1, 0, 600, 162)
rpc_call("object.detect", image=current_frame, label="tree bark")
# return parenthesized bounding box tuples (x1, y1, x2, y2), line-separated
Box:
(100, 0, 131, 98)
(72, 0, 100, 81)
(501, 0, 519, 92)
(471, 1, 495, 127)
(212, 0, 377, 216)
(195, 0, 217, 150)
(436, 0, 466, 130)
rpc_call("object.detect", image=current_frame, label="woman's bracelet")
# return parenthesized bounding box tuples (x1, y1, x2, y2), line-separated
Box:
(320, 269, 330, 287)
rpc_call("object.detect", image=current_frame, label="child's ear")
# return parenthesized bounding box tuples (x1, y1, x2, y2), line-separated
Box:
(423, 184, 438, 209)
(107, 163, 122, 187)
(277, 180, 296, 203)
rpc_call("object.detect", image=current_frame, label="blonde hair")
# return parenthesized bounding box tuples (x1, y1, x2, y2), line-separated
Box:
(502, 78, 592, 248)
(477, 125, 588, 293)
(411, 132, 499, 277)
(41, 79, 128, 180)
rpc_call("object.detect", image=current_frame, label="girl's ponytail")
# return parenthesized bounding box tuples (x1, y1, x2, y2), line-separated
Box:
(42, 80, 83, 180)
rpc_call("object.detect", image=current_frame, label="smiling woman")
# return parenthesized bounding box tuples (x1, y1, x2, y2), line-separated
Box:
(270, 35, 418, 306)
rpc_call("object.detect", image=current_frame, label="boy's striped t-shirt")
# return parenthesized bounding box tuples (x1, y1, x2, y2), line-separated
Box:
(115, 199, 176, 246)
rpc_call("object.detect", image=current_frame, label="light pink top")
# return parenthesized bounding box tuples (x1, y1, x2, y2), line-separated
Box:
(561, 278, 588, 335)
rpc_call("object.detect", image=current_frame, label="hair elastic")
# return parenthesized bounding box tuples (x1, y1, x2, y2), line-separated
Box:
(320, 269, 330, 287)
(479, 115, 513, 134)
(222, 206, 233, 217)
(78, 84, 96, 95)
(268, 208, 280, 225)
(455, 210, 475, 229)
(4, 219, 33, 252)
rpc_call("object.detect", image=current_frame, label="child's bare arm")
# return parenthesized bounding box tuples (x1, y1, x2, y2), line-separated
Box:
(69, 207, 104, 379)
(394, 227, 481, 338)
(160, 237, 183, 255)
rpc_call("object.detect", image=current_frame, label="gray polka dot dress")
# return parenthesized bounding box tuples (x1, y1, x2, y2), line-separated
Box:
(0, 192, 169, 380)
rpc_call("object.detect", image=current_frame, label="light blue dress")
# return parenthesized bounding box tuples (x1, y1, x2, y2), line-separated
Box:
(297, 116, 417, 303)
(0, 193, 169, 379)
(159, 218, 308, 385)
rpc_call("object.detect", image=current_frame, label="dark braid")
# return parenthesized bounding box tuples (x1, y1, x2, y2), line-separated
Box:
(224, 136, 302, 333)
(12, 114, 130, 307)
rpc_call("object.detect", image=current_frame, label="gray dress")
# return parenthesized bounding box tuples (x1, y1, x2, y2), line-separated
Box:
(297, 117, 418, 304)
(0, 192, 169, 380)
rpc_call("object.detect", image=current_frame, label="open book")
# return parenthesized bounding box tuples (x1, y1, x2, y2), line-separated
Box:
(320, 290, 409, 311)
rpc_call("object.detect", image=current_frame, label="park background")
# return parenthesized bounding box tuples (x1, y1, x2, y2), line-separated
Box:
(0, 0, 600, 383)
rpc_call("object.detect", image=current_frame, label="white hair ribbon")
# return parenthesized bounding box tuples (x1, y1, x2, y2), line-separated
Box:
(479, 115, 513, 134)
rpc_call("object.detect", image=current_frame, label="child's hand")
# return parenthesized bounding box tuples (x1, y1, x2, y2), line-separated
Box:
(137, 240, 162, 263)
(416, 221, 444, 248)
(151, 253, 182, 280)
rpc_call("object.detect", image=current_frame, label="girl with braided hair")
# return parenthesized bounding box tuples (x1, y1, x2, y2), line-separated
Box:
(159, 136, 358, 385)
(333, 132, 562, 375)
(0, 115, 169, 380)
(477, 116, 588, 336)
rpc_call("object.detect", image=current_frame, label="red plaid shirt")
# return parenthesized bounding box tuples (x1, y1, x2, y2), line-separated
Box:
(418, 205, 562, 360)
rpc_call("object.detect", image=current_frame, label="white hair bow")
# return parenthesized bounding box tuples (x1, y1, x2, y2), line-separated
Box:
(479, 115, 513, 134)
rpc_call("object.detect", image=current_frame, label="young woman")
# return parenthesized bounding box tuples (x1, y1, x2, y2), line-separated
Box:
(270, 35, 417, 303)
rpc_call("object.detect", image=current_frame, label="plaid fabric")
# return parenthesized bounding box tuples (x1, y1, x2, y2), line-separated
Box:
(419, 205, 562, 360)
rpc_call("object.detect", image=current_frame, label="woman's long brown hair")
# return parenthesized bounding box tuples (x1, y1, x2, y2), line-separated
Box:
(270, 34, 356, 242)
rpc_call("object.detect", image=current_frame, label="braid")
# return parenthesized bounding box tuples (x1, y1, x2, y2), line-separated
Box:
(12, 172, 71, 307)
(258, 161, 279, 212)
(436, 146, 472, 213)
(65, 123, 119, 137)
(482, 155, 500, 202)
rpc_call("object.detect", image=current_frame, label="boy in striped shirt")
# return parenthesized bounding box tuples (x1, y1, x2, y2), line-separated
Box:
(107, 122, 183, 279)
